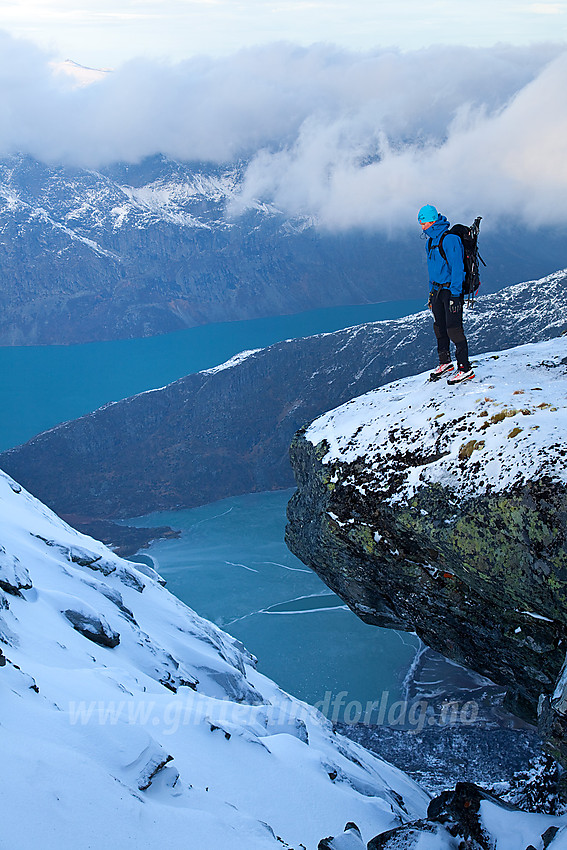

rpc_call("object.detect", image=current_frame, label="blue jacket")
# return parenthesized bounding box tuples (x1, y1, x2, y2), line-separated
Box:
(424, 215, 465, 297)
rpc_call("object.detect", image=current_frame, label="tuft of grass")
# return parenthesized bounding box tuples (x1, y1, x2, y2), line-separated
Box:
(459, 440, 485, 460)
(489, 408, 518, 425)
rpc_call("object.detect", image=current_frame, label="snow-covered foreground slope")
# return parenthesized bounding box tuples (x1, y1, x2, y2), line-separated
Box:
(0, 469, 430, 850)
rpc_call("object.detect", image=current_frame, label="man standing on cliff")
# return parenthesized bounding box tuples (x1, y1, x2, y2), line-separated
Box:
(418, 204, 474, 384)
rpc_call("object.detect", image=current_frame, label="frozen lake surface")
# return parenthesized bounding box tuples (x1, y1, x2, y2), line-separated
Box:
(127, 489, 420, 721)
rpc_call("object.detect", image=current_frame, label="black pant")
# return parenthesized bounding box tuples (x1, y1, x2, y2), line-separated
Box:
(431, 288, 471, 371)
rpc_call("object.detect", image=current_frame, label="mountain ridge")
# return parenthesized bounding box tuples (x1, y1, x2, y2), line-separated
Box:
(1, 153, 566, 345)
(0, 269, 565, 538)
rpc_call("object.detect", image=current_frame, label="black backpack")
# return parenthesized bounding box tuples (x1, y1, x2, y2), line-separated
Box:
(431, 216, 485, 306)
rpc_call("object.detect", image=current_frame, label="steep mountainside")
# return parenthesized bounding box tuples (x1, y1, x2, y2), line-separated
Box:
(0, 467, 431, 849)
(1, 271, 566, 533)
(285, 336, 567, 770)
(1, 154, 565, 345)
(0, 154, 419, 344)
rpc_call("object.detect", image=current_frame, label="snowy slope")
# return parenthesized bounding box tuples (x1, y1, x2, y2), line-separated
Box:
(0, 469, 431, 850)
(306, 336, 567, 505)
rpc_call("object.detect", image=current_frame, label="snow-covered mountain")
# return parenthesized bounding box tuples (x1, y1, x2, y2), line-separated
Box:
(50, 59, 112, 87)
(0, 153, 565, 345)
(0, 466, 430, 849)
(0, 154, 420, 345)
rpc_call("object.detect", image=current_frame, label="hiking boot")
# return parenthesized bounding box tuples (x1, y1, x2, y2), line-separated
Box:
(429, 362, 454, 381)
(447, 368, 475, 385)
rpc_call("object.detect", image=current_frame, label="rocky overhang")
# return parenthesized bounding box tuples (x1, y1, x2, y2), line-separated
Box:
(286, 336, 567, 765)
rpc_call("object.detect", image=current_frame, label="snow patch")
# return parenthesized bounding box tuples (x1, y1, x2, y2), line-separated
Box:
(202, 349, 262, 375)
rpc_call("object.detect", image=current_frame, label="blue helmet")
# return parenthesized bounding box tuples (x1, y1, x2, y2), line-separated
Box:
(418, 204, 438, 224)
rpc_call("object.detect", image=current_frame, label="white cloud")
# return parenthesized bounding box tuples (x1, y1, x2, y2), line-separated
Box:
(0, 32, 566, 231)
(232, 44, 567, 231)
(527, 3, 566, 13)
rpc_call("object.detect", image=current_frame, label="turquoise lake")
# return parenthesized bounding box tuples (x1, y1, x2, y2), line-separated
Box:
(2, 297, 425, 717)
(0, 297, 423, 452)
(127, 490, 420, 720)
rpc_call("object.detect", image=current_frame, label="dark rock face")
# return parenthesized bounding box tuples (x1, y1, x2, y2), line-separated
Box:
(322, 782, 565, 848)
(287, 434, 567, 721)
(1, 272, 566, 522)
(286, 444, 567, 760)
(366, 820, 450, 849)
(0, 547, 32, 596)
(425, 782, 518, 849)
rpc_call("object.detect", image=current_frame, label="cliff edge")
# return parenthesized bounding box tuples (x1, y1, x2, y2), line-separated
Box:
(286, 336, 567, 766)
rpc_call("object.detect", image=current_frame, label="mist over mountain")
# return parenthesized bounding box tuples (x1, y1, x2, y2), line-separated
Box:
(0, 153, 422, 344)
(1, 33, 565, 232)
(1, 152, 565, 345)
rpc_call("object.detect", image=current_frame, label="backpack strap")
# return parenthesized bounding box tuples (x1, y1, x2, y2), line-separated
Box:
(437, 232, 448, 265)
(428, 232, 449, 264)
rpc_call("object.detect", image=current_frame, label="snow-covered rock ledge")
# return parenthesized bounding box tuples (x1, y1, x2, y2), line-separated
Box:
(286, 337, 567, 768)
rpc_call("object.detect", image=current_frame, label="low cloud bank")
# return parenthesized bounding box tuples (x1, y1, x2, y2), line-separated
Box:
(0, 33, 566, 231)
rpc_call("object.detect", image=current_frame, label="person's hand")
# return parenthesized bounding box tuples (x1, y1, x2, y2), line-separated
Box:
(448, 298, 462, 314)
(428, 294, 433, 311)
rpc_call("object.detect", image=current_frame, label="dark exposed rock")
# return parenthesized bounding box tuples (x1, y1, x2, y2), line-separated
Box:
(0, 548, 32, 596)
(318, 822, 365, 849)
(62, 609, 121, 648)
(364, 781, 561, 850)
(427, 782, 516, 848)
(137, 754, 175, 791)
(32, 535, 118, 576)
(1, 272, 566, 528)
(287, 431, 567, 720)
(209, 723, 232, 740)
(544, 826, 565, 848)
(366, 820, 450, 850)
(116, 567, 146, 593)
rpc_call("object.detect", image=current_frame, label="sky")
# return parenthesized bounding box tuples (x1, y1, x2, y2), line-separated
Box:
(0, 3, 565, 233)
(0, 0, 565, 67)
